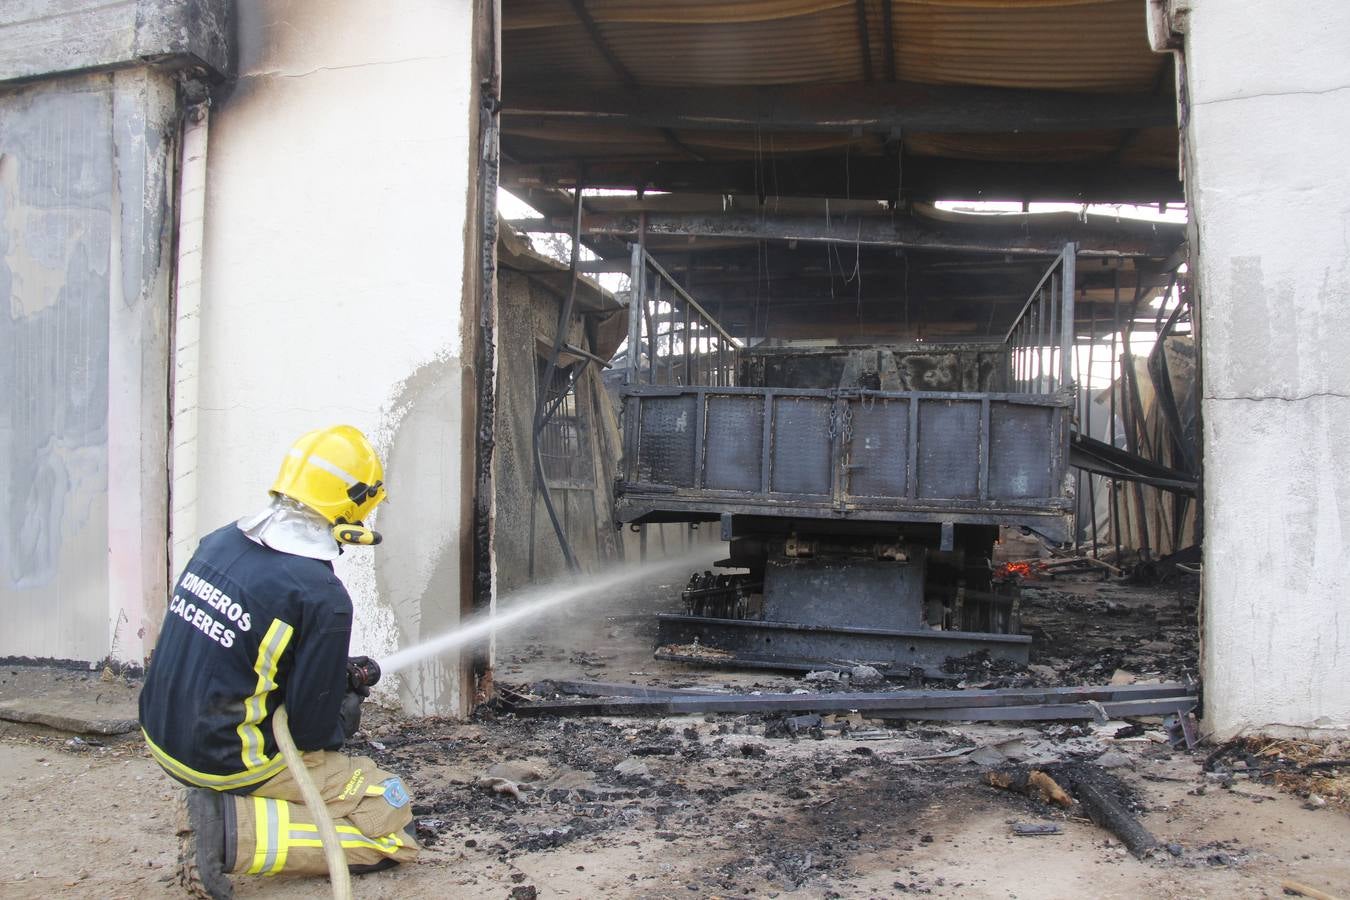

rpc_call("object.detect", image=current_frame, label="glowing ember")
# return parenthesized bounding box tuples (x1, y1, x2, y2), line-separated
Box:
(995, 561, 1038, 580)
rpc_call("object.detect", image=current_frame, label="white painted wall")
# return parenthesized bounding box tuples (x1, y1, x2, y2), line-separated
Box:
(191, 1, 478, 714)
(1182, 0, 1350, 736)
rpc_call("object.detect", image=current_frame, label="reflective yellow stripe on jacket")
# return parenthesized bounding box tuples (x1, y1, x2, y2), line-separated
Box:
(142, 729, 287, 790)
(237, 618, 296, 769)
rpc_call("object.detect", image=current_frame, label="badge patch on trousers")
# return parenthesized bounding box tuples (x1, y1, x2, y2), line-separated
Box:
(380, 777, 409, 809)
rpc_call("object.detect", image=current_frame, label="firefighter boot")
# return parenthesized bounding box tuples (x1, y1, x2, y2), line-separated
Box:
(176, 788, 234, 899)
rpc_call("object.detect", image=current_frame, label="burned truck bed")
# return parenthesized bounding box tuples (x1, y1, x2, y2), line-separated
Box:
(613, 245, 1078, 675)
(615, 382, 1073, 542)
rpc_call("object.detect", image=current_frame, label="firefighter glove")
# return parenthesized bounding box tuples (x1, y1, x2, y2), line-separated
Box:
(338, 690, 364, 739)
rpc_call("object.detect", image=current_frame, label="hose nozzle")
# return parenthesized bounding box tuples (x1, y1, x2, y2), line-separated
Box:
(346, 656, 381, 694)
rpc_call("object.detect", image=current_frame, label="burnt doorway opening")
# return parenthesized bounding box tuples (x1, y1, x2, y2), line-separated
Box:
(488, 0, 1197, 700)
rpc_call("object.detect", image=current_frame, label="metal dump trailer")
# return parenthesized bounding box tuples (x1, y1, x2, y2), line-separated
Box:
(615, 245, 1077, 675)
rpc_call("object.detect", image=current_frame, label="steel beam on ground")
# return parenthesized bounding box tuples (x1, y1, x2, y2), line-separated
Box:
(869, 697, 1198, 722)
(532, 680, 725, 698)
(508, 682, 1195, 717)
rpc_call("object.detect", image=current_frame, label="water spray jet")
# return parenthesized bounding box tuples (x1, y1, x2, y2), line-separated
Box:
(376, 544, 724, 676)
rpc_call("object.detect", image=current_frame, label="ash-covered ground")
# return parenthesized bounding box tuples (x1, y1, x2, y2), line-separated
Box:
(2, 560, 1345, 899)
(352, 712, 977, 894)
(308, 561, 1341, 899)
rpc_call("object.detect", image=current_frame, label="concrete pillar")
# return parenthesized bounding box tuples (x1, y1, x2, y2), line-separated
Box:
(195, 2, 480, 714)
(1180, 0, 1350, 736)
(106, 67, 178, 663)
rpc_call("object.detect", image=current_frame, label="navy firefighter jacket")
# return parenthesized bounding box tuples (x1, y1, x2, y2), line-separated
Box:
(139, 523, 352, 791)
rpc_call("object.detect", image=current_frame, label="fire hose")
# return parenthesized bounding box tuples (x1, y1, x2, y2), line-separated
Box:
(268, 658, 381, 900)
(272, 705, 352, 900)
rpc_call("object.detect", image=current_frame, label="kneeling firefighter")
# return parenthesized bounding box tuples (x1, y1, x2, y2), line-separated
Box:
(139, 425, 419, 898)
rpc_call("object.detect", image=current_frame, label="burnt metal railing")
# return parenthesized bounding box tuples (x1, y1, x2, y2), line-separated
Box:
(626, 245, 737, 387)
(1005, 243, 1077, 395)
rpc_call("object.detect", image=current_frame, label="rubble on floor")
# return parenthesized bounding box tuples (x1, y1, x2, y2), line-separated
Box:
(948, 581, 1200, 689)
(9, 569, 1343, 897)
(1204, 736, 1350, 811)
(341, 568, 1282, 893)
(342, 686, 1289, 896)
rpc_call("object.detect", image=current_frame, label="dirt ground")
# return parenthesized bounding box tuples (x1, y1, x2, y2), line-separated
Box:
(1, 558, 1347, 899)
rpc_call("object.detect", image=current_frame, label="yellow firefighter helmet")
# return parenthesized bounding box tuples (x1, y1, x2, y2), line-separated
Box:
(271, 425, 387, 525)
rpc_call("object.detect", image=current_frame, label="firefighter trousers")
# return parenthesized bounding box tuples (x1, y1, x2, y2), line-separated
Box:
(228, 751, 420, 877)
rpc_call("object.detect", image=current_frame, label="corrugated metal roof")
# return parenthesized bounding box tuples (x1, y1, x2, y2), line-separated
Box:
(505, 0, 854, 29)
(502, 0, 1178, 191)
(505, 0, 1125, 30)
(892, 2, 1160, 91)
(505, 0, 1162, 90)
(509, 10, 868, 87)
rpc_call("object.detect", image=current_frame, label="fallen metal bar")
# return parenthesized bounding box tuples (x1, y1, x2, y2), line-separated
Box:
(1070, 432, 1198, 494)
(870, 697, 1197, 722)
(559, 341, 612, 369)
(653, 650, 866, 676)
(507, 682, 1194, 717)
(531, 680, 726, 698)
